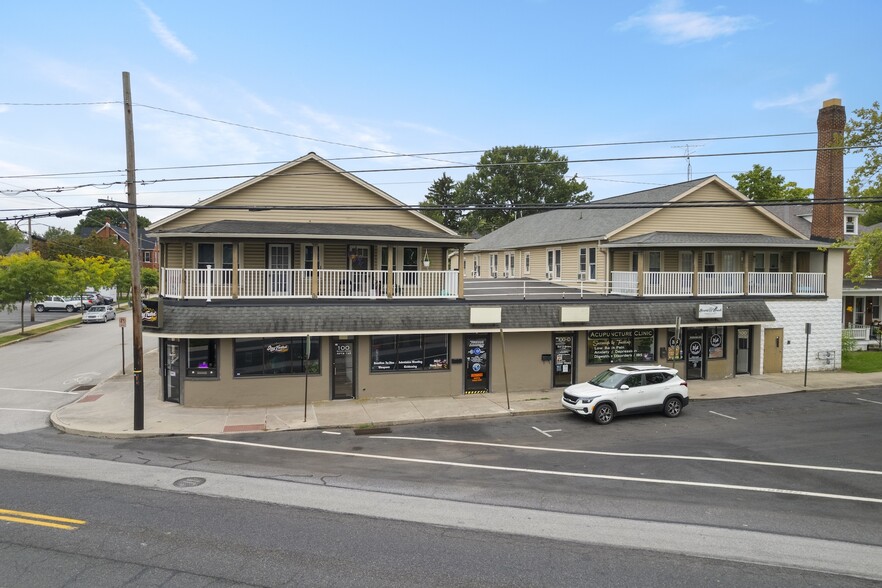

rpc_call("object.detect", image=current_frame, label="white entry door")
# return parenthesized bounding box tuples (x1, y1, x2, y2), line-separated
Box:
(268, 244, 291, 295)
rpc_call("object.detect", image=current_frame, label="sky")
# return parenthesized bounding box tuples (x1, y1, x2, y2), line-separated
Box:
(1, 0, 879, 234)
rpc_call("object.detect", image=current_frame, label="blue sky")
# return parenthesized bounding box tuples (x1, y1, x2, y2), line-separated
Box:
(1, 0, 879, 232)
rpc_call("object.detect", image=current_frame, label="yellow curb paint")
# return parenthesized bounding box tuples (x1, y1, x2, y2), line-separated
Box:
(0, 515, 78, 530)
(0, 508, 86, 526)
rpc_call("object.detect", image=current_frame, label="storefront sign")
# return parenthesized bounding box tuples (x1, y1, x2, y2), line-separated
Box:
(141, 300, 160, 328)
(697, 303, 723, 319)
(587, 329, 654, 364)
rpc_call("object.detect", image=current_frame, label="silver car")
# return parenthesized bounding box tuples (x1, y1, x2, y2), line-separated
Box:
(81, 305, 117, 324)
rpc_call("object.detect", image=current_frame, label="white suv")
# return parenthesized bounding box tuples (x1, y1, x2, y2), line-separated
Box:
(562, 365, 688, 425)
(35, 296, 83, 313)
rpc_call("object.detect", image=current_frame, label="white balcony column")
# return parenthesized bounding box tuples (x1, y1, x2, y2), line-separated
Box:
(458, 245, 465, 300)
(636, 251, 644, 297)
(742, 249, 751, 295)
(231, 242, 240, 299)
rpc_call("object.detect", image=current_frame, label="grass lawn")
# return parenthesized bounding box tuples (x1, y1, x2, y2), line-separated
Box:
(842, 350, 882, 373)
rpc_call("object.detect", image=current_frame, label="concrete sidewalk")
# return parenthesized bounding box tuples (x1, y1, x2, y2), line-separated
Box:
(49, 348, 882, 438)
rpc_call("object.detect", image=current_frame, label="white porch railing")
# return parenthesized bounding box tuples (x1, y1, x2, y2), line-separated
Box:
(796, 272, 825, 295)
(239, 269, 312, 298)
(161, 268, 459, 300)
(748, 272, 791, 295)
(643, 271, 693, 296)
(611, 271, 638, 296)
(697, 272, 744, 296)
(843, 326, 871, 341)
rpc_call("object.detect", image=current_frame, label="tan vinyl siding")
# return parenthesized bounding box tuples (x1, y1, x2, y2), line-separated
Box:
(614, 184, 798, 240)
(158, 160, 446, 234)
(165, 243, 184, 268)
(243, 243, 265, 269)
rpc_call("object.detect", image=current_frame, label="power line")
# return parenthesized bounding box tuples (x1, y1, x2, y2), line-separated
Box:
(2, 144, 877, 197)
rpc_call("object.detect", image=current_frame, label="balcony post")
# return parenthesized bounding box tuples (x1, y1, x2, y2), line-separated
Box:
(386, 245, 394, 298)
(791, 254, 798, 295)
(231, 243, 240, 299)
(458, 245, 465, 300)
(636, 252, 644, 297)
(743, 250, 751, 296)
(181, 243, 188, 298)
(692, 250, 699, 296)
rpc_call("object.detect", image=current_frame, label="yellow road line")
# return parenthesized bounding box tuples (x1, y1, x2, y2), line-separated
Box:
(0, 508, 86, 530)
(0, 515, 78, 530)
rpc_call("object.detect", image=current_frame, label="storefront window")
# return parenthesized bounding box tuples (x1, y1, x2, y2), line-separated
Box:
(370, 335, 449, 372)
(707, 326, 726, 359)
(587, 330, 655, 364)
(234, 337, 320, 377)
(187, 339, 217, 377)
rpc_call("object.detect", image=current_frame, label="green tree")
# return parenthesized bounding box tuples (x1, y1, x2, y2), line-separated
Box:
(109, 258, 132, 303)
(0, 222, 25, 255)
(454, 146, 591, 234)
(845, 101, 882, 225)
(0, 252, 59, 334)
(39, 233, 128, 261)
(74, 208, 151, 234)
(840, 102, 882, 284)
(418, 173, 462, 231)
(732, 164, 812, 202)
(56, 254, 116, 309)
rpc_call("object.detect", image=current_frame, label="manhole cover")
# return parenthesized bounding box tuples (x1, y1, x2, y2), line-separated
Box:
(173, 477, 206, 488)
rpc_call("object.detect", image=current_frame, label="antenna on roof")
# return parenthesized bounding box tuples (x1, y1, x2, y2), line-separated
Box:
(672, 144, 703, 180)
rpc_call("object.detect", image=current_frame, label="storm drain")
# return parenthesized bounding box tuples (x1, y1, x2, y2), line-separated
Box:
(69, 385, 95, 393)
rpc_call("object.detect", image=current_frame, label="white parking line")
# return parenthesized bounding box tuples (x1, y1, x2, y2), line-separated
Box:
(189, 436, 882, 505)
(0, 387, 77, 395)
(370, 436, 882, 477)
(857, 398, 882, 406)
(709, 410, 737, 420)
(322, 431, 342, 435)
(531, 426, 561, 438)
(0, 408, 52, 413)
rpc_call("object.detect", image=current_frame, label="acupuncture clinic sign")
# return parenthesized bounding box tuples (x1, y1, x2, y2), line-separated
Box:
(696, 303, 723, 320)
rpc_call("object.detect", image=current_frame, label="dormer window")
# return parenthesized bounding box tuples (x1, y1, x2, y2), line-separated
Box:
(845, 215, 858, 235)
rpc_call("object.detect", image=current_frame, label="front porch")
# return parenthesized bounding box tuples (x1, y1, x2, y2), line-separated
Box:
(161, 268, 460, 300)
(610, 271, 826, 297)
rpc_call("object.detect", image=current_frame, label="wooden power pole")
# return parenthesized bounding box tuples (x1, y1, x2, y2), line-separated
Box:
(122, 71, 145, 430)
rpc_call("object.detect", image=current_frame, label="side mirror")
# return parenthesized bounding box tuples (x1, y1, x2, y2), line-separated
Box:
(619, 384, 630, 391)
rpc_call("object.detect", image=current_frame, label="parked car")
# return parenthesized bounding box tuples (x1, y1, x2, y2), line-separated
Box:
(35, 296, 83, 313)
(81, 305, 117, 323)
(562, 365, 688, 425)
(80, 293, 99, 308)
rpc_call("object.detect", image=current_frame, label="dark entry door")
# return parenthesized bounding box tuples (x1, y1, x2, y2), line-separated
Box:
(553, 333, 575, 387)
(736, 328, 751, 374)
(331, 338, 356, 399)
(686, 329, 704, 380)
(464, 334, 491, 394)
(163, 339, 182, 403)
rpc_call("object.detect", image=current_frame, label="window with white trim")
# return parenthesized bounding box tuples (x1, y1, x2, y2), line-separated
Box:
(845, 215, 858, 235)
(524, 253, 531, 275)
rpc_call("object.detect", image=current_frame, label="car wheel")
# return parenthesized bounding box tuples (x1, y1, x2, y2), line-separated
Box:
(593, 403, 614, 425)
(36, 304, 45, 312)
(663, 396, 683, 418)
(65, 305, 75, 312)
(104, 315, 109, 322)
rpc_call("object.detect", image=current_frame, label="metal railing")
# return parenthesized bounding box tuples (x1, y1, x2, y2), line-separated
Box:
(747, 272, 791, 295)
(796, 272, 825, 295)
(643, 271, 693, 296)
(610, 271, 638, 296)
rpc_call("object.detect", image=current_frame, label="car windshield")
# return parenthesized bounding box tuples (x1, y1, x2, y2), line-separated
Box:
(588, 370, 629, 389)
(91, 306, 106, 312)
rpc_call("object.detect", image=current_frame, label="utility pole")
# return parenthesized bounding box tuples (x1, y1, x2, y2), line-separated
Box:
(123, 71, 145, 431)
(28, 217, 35, 323)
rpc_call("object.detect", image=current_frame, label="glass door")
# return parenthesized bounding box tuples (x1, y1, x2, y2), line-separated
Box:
(686, 329, 704, 380)
(268, 244, 291, 295)
(736, 328, 750, 374)
(163, 340, 182, 403)
(552, 333, 575, 387)
(331, 338, 356, 400)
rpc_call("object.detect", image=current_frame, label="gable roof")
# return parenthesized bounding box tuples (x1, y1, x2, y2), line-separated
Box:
(82, 224, 157, 249)
(466, 176, 805, 251)
(148, 152, 459, 237)
(149, 219, 471, 243)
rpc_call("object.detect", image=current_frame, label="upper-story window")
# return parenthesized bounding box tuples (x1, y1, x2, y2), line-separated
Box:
(524, 253, 531, 274)
(845, 215, 858, 235)
(489, 253, 499, 278)
(143, 250, 152, 263)
(703, 252, 716, 273)
(579, 247, 597, 280)
(647, 251, 662, 273)
(472, 254, 481, 277)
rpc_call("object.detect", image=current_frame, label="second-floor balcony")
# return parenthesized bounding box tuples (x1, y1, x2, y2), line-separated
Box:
(161, 268, 460, 301)
(611, 271, 826, 297)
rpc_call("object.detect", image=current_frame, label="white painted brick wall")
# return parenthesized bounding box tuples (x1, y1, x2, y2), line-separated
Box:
(764, 299, 842, 372)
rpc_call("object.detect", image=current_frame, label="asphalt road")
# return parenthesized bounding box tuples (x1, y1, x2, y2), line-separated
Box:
(0, 310, 157, 433)
(1, 465, 877, 587)
(0, 302, 76, 332)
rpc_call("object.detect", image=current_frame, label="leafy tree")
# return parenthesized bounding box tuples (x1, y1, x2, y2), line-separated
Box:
(839, 102, 882, 284)
(39, 233, 128, 261)
(0, 222, 25, 255)
(0, 252, 59, 334)
(56, 255, 116, 309)
(42, 226, 71, 240)
(141, 267, 159, 290)
(109, 258, 132, 303)
(845, 101, 882, 225)
(454, 146, 591, 234)
(419, 173, 462, 231)
(732, 164, 811, 202)
(74, 208, 151, 234)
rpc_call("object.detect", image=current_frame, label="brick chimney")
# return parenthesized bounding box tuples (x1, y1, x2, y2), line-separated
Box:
(810, 98, 846, 241)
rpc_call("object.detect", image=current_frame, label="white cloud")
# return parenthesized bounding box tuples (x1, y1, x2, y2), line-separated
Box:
(137, 1, 196, 63)
(754, 74, 838, 110)
(616, 0, 757, 45)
